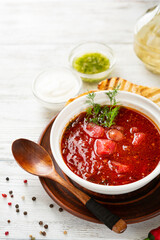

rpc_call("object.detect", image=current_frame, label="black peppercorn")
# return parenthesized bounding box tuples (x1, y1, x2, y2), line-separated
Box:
(59, 207, 63, 212)
(44, 224, 48, 229)
(32, 197, 36, 201)
(40, 231, 46, 236)
(39, 221, 43, 226)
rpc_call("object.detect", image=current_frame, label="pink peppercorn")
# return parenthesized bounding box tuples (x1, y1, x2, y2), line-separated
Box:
(5, 231, 9, 236)
(2, 194, 7, 198)
(24, 180, 28, 184)
(8, 202, 12, 206)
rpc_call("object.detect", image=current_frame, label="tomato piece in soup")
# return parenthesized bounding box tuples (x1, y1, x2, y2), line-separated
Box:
(108, 160, 130, 174)
(94, 139, 117, 155)
(132, 132, 145, 145)
(84, 123, 105, 138)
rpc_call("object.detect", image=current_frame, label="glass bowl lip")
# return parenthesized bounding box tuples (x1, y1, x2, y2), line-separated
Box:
(134, 4, 160, 34)
(32, 66, 82, 105)
(68, 41, 116, 79)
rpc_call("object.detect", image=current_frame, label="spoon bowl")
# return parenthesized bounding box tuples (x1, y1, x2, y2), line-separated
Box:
(12, 138, 54, 176)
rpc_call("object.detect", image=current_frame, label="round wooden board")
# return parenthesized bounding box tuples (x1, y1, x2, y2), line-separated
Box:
(38, 117, 160, 224)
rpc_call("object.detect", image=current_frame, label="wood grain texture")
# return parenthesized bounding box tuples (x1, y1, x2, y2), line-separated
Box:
(0, 0, 160, 239)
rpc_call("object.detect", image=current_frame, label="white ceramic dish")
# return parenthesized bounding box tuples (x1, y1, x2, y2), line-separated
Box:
(50, 91, 160, 195)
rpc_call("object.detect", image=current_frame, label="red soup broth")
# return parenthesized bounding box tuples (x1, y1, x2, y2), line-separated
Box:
(61, 107, 160, 186)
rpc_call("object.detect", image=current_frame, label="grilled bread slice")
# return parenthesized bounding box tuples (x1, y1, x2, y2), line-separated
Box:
(98, 77, 160, 107)
(66, 77, 160, 107)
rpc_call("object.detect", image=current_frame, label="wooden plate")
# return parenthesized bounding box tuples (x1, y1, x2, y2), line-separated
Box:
(38, 117, 160, 224)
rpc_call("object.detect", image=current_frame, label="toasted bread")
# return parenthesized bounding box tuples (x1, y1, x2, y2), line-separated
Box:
(98, 77, 160, 107)
(66, 77, 160, 107)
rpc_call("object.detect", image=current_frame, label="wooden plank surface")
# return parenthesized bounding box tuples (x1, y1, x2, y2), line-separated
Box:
(0, 0, 160, 239)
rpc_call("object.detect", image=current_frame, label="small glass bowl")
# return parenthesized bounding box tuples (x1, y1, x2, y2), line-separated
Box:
(32, 67, 82, 111)
(69, 42, 116, 83)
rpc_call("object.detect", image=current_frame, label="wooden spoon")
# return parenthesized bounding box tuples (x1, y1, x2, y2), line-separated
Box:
(12, 138, 127, 234)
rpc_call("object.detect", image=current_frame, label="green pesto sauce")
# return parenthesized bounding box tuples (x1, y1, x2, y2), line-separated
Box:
(73, 52, 110, 75)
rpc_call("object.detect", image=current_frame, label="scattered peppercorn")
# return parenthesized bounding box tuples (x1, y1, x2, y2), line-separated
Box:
(29, 235, 35, 240)
(6, 177, 9, 181)
(23, 211, 27, 215)
(16, 209, 20, 213)
(24, 179, 28, 184)
(63, 231, 67, 235)
(11, 195, 14, 198)
(44, 224, 48, 229)
(49, 204, 54, 208)
(32, 197, 36, 201)
(59, 207, 63, 212)
(9, 191, 13, 194)
(2, 194, 7, 198)
(21, 196, 25, 200)
(39, 221, 43, 226)
(5, 231, 9, 236)
(15, 204, 19, 208)
(7, 220, 11, 223)
(8, 202, 12, 206)
(40, 231, 46, 236)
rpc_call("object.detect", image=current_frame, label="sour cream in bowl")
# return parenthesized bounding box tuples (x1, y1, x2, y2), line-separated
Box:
(32, 67, 82, 110)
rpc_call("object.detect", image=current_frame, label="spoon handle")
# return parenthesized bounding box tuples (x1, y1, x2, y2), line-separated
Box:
(48, 172, 127, 233)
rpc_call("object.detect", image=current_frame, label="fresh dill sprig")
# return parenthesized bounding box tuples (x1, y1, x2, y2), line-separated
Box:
(86, 92, 95, 105)
(105, 84, 120, 106)
(86, 92, 101, 124)
(85, 86, 120, 127)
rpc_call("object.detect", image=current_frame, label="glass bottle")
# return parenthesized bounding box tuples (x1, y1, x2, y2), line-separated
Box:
(134, 5, 160, 74)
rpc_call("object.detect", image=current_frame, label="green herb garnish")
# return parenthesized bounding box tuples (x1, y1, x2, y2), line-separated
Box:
(86, 87, 120, 127)
(73, 53, 110, 75)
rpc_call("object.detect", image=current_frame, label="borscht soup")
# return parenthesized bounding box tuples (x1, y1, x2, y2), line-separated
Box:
(61, 92, 160, 186)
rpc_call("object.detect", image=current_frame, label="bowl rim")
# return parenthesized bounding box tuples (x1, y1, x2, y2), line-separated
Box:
(50, 90, 160, 194)
(68, 41, 116, 79)
(32, 66, 82, 104)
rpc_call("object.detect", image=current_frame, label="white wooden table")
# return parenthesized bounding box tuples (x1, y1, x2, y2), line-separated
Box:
(0, 0, 160, 239)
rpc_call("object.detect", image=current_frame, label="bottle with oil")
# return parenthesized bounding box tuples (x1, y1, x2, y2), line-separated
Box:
(134, 5, 160, 74)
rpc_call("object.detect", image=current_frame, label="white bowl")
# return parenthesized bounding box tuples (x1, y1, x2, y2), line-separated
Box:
(50, 91, 160, 195)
